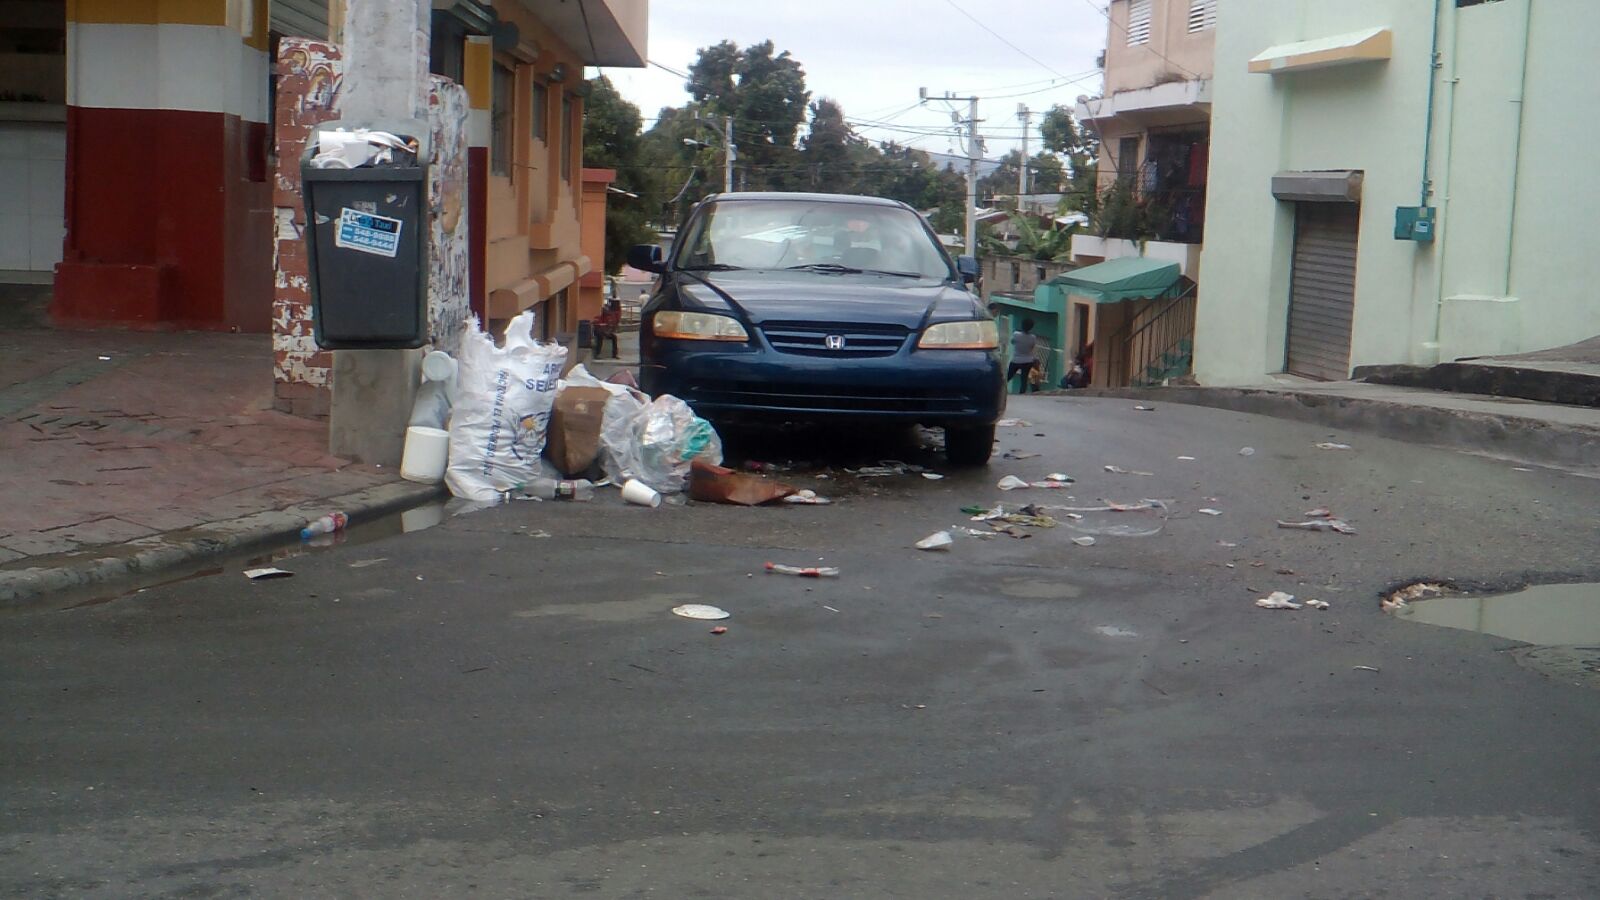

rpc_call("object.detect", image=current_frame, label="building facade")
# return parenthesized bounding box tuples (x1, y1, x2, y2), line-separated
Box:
(1195, 0, 1600, 385)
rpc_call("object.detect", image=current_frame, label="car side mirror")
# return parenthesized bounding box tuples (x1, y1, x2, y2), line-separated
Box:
(628, 244, 666, 274)
(956, 255, 980, 284)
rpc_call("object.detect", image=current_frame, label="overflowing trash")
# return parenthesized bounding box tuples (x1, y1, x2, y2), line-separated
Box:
(765, 562, 840, 577)
(300, 511, 348, 541)
(672, 604, 730, 620)
(602, 394, 722, 494)
(308, 128, 420, 169)
(445, 311, 566, 502)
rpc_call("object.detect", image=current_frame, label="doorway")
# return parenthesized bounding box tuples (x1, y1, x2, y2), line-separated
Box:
(1285, 202, 1360, 380)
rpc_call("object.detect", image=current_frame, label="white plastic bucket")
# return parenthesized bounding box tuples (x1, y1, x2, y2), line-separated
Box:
(400, 426, 450, 484)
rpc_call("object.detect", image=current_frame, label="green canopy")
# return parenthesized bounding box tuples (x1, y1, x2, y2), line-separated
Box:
(1047, 257, 1182, 304)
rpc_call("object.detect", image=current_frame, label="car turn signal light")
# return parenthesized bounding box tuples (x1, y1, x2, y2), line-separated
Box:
(918, 319, 999, 349)
(653, 310, 749, 342)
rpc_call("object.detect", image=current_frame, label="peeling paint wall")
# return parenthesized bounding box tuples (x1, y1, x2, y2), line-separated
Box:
(271, 39, 473, 419)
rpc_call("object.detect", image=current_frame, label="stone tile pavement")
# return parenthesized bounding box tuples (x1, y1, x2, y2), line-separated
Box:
(0, 327, 398, 568)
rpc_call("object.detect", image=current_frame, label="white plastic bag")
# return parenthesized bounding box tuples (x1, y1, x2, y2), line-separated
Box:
(559, 365, 648, 482)
(602, 394, 721, 493)
(445, 311, 567, 501)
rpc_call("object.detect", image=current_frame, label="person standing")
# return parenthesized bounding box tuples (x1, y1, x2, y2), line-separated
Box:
(592, 299, 621, 359)
(1007, 318, 1039, 394)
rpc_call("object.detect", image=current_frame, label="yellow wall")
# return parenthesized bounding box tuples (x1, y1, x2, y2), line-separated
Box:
(1103, 0, 1216, 95)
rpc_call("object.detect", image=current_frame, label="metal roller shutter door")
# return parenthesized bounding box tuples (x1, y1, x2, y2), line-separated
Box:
(1286, 202, 1360, 381)
(270, 0, 331, 39)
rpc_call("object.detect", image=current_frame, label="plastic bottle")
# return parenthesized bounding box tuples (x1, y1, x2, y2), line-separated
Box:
(518, 478, 595, 501)
(301, 511, 348, 540)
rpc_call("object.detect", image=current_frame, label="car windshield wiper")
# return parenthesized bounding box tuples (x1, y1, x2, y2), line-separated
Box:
(859, 269, 924, 278)
(679, 263, 744, 271)
(785, 263, 863, 274)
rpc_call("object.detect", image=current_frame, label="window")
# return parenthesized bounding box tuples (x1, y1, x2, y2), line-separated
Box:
(560, 93, 574, 181)
(491, 63, 513, 176)
(1126, 0, 1152, 46)
(1187, 0, 1216, 33)
(429, 12, 466, 83)
(1117, 137, 1141, 177)
(531, 81, 548, 143)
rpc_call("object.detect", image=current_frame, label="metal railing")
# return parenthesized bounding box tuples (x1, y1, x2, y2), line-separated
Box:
(1107, 283, 1198, 388)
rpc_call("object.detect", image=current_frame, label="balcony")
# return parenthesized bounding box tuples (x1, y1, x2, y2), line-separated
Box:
(1076, 78, 1211, 128)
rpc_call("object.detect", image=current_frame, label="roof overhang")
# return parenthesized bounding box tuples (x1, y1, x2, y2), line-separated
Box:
(1249, 27, 1392, 75)
(1048, 257, 1182, 305)
(506, 0, 649, 68)
(1076, 79, 1212, 127)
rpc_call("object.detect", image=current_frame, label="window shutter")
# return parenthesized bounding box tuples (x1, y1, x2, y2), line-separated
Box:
(1188, 0, 1217, 32)
(269, 0, 330, 39)
(1127, 0, 1153, 46)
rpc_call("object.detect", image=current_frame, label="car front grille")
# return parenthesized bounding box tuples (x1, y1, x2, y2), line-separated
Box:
(688, 382, 976, 415)
(759, 322, 910, 358)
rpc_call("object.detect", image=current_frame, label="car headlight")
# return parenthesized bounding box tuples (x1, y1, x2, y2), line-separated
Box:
(918, 319, 999, 349)
(653, 310, 749, 342)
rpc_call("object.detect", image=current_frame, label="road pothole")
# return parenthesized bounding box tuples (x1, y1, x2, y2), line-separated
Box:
(1383, 580, 1600, 689)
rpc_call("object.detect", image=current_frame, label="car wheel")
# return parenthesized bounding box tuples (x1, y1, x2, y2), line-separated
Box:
(945, 424, 996, 467)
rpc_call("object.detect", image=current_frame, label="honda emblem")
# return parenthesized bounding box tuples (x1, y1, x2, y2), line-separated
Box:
(824, 334, 846, 351)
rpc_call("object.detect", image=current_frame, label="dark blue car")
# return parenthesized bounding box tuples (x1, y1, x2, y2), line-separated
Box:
(628, 192, 1005, 465)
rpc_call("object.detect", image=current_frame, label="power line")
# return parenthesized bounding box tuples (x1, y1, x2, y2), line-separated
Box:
(648, 59, 689, 79)
(943, 0, 1079, 82)
(1073, 0, 1204, 79)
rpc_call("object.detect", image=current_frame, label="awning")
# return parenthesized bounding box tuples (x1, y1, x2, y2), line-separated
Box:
(1249, 27, 1392, 75)
(1047, 257, 1181, 304)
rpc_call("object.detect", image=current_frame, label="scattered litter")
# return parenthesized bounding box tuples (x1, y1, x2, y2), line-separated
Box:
(1071, 536, 1096, 547)
(916, 531, 954, 551)
(1239, 447, 1256, 456)
(822, 605, 840, 613)
(1255, 591, 1302, 610)
(1044, 473, 1074, 483)
(765, 562, 840, 578)
(1133, 405, 1155, 411)
(97, 355, 111, 361)
(850, 460, 922, 477)
(1027, 480, 1073, 489)
(951, 526, 997, 539)
(526, 530, 552, 538)
(922, 472, 945, 481)
(1217, 540, 1238, 548)
(348, 558, 387, 568)
(300, 511, 348, 541)
(1095, 625, 1138, 637)
(710, 625, 728, 634)
(1314, 442, 1353, 451)
(688, 460, 796, 506)
(965, 504, 1005, 521)
(621, 478, 662, 507)
(1278, 518, 1357, 535)
(1381, 581, 1448, 611)
(1104, 465, 1153, 476)
(1511, 467, 1533, 472)
(996, 418, 1031, 427)
(1352, 665, 1380, 673)
(783, 489, 832, 505)
(244, 567, 293, 581)
(1002, 450, 1040, 460)
(1045, 499, 1170, 538)
(1198, 508, 1223, 516)
(997, 475, 1030, 491)
(1305, 599, 1331, 610)
(1177, 455, 1196, 461)
(672, 604, 730, 620)
(1303, 507, 1333, 518)
(742, 461, 791, 473)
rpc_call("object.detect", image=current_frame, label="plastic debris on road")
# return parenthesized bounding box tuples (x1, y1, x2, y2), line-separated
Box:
(1133, 405, 1155, 411)
(604, 395, 723, 494)
(710, 625, 729, 634)
(301, 511, 348, 540)
(1002, 450, 1040, 460)
(1071, 536, 1096, 547)
(996, 418, 1032, 427)
(765, 562, 841, 577)
(1044, 473, 1074, 483)
(848, 460, 923, 478)
(922, 472, 945, 481)
(244, 567, 293, 580)
(1256, 591, 1302, 610)
(1104, 465, 1153, 476)
(997, 475, 1030, 491)
(1303, 507, 1333, 518)
(672, 604, 730, 620)
(916, 531, 954, 551)
(1305, 599, 1331, 610)
(1198, 508, 1223, 516)
(1238, 447, 1256, 456)
(1315, 442, 1353, 451)
(1177, 455, 1197, 461)
(1278, 518, 1357, 535)
(1381, 581, 1448, 612)
(783, 489, 832, 505)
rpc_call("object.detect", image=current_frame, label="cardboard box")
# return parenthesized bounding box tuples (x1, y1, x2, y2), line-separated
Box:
(545, 386, 612, 476)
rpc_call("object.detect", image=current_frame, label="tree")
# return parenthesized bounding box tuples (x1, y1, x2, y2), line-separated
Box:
(798, 97, 856, 191)
(685, 40, 810, 191)
(978, 150, 1067, 206)
(582, 75, 656, 273)
(1039, 104, 1099, 213)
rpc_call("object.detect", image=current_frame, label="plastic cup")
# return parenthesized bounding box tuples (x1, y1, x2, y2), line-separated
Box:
(621, 479, 661, 508)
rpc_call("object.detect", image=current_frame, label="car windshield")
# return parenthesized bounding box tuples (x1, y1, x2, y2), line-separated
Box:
(676, 199, 954, 279)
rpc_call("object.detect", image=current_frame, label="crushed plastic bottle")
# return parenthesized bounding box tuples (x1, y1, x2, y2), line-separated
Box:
(764, 562, 841, 577)
(515, 478, 595, 501)
(300, 512, 348, 541)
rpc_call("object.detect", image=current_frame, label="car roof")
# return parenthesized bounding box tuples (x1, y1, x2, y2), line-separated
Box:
(704, 192, 910, 209)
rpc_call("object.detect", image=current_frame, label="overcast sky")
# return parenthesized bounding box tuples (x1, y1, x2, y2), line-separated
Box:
(597, 0, 1111, 162)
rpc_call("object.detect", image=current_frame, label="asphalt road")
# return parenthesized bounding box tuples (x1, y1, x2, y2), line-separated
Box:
(4, 396, 1599, 898)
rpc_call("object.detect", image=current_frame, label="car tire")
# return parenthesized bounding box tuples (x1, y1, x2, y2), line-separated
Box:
(945, 424, 996, 467)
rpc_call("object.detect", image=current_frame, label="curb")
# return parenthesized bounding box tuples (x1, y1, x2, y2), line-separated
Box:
(0, 480, 446, 610)
(1073, 386, 1600, 473)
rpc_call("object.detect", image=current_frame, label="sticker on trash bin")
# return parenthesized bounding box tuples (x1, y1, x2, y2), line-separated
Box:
(335, 208, 403, 258)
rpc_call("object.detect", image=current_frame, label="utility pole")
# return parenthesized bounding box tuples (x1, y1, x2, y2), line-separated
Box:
(723, 115, 736, 193)
(919, 87, 983, 257)
(1017, 104, 1031, 208)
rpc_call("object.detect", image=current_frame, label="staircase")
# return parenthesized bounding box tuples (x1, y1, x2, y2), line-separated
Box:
(1109, 285, 1197, 388)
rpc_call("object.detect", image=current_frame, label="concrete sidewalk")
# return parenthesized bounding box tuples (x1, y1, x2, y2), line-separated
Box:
(1083, 377, 1600, 475)
(0, 322, 439, 604)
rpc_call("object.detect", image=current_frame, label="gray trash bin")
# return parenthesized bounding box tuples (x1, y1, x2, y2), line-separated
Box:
(301, 124, 431, 350)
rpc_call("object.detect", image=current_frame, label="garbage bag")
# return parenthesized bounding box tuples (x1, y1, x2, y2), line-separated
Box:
(601, 394, 721, 493)
(444, 311, 567, 502)
(559, 364, 648, 481)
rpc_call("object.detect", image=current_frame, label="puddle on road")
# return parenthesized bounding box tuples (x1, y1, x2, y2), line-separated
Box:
(1387, 582, 1600, 689)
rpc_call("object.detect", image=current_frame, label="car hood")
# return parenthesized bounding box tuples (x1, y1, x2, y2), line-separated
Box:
(677, 270, 980, 329)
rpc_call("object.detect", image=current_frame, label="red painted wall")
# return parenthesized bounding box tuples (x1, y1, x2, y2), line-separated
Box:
(54, 107, 272, 332)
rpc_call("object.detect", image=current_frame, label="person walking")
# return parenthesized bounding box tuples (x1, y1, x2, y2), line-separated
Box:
(592, 299, 621, 359)
(1007, 318, 1040, 394)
